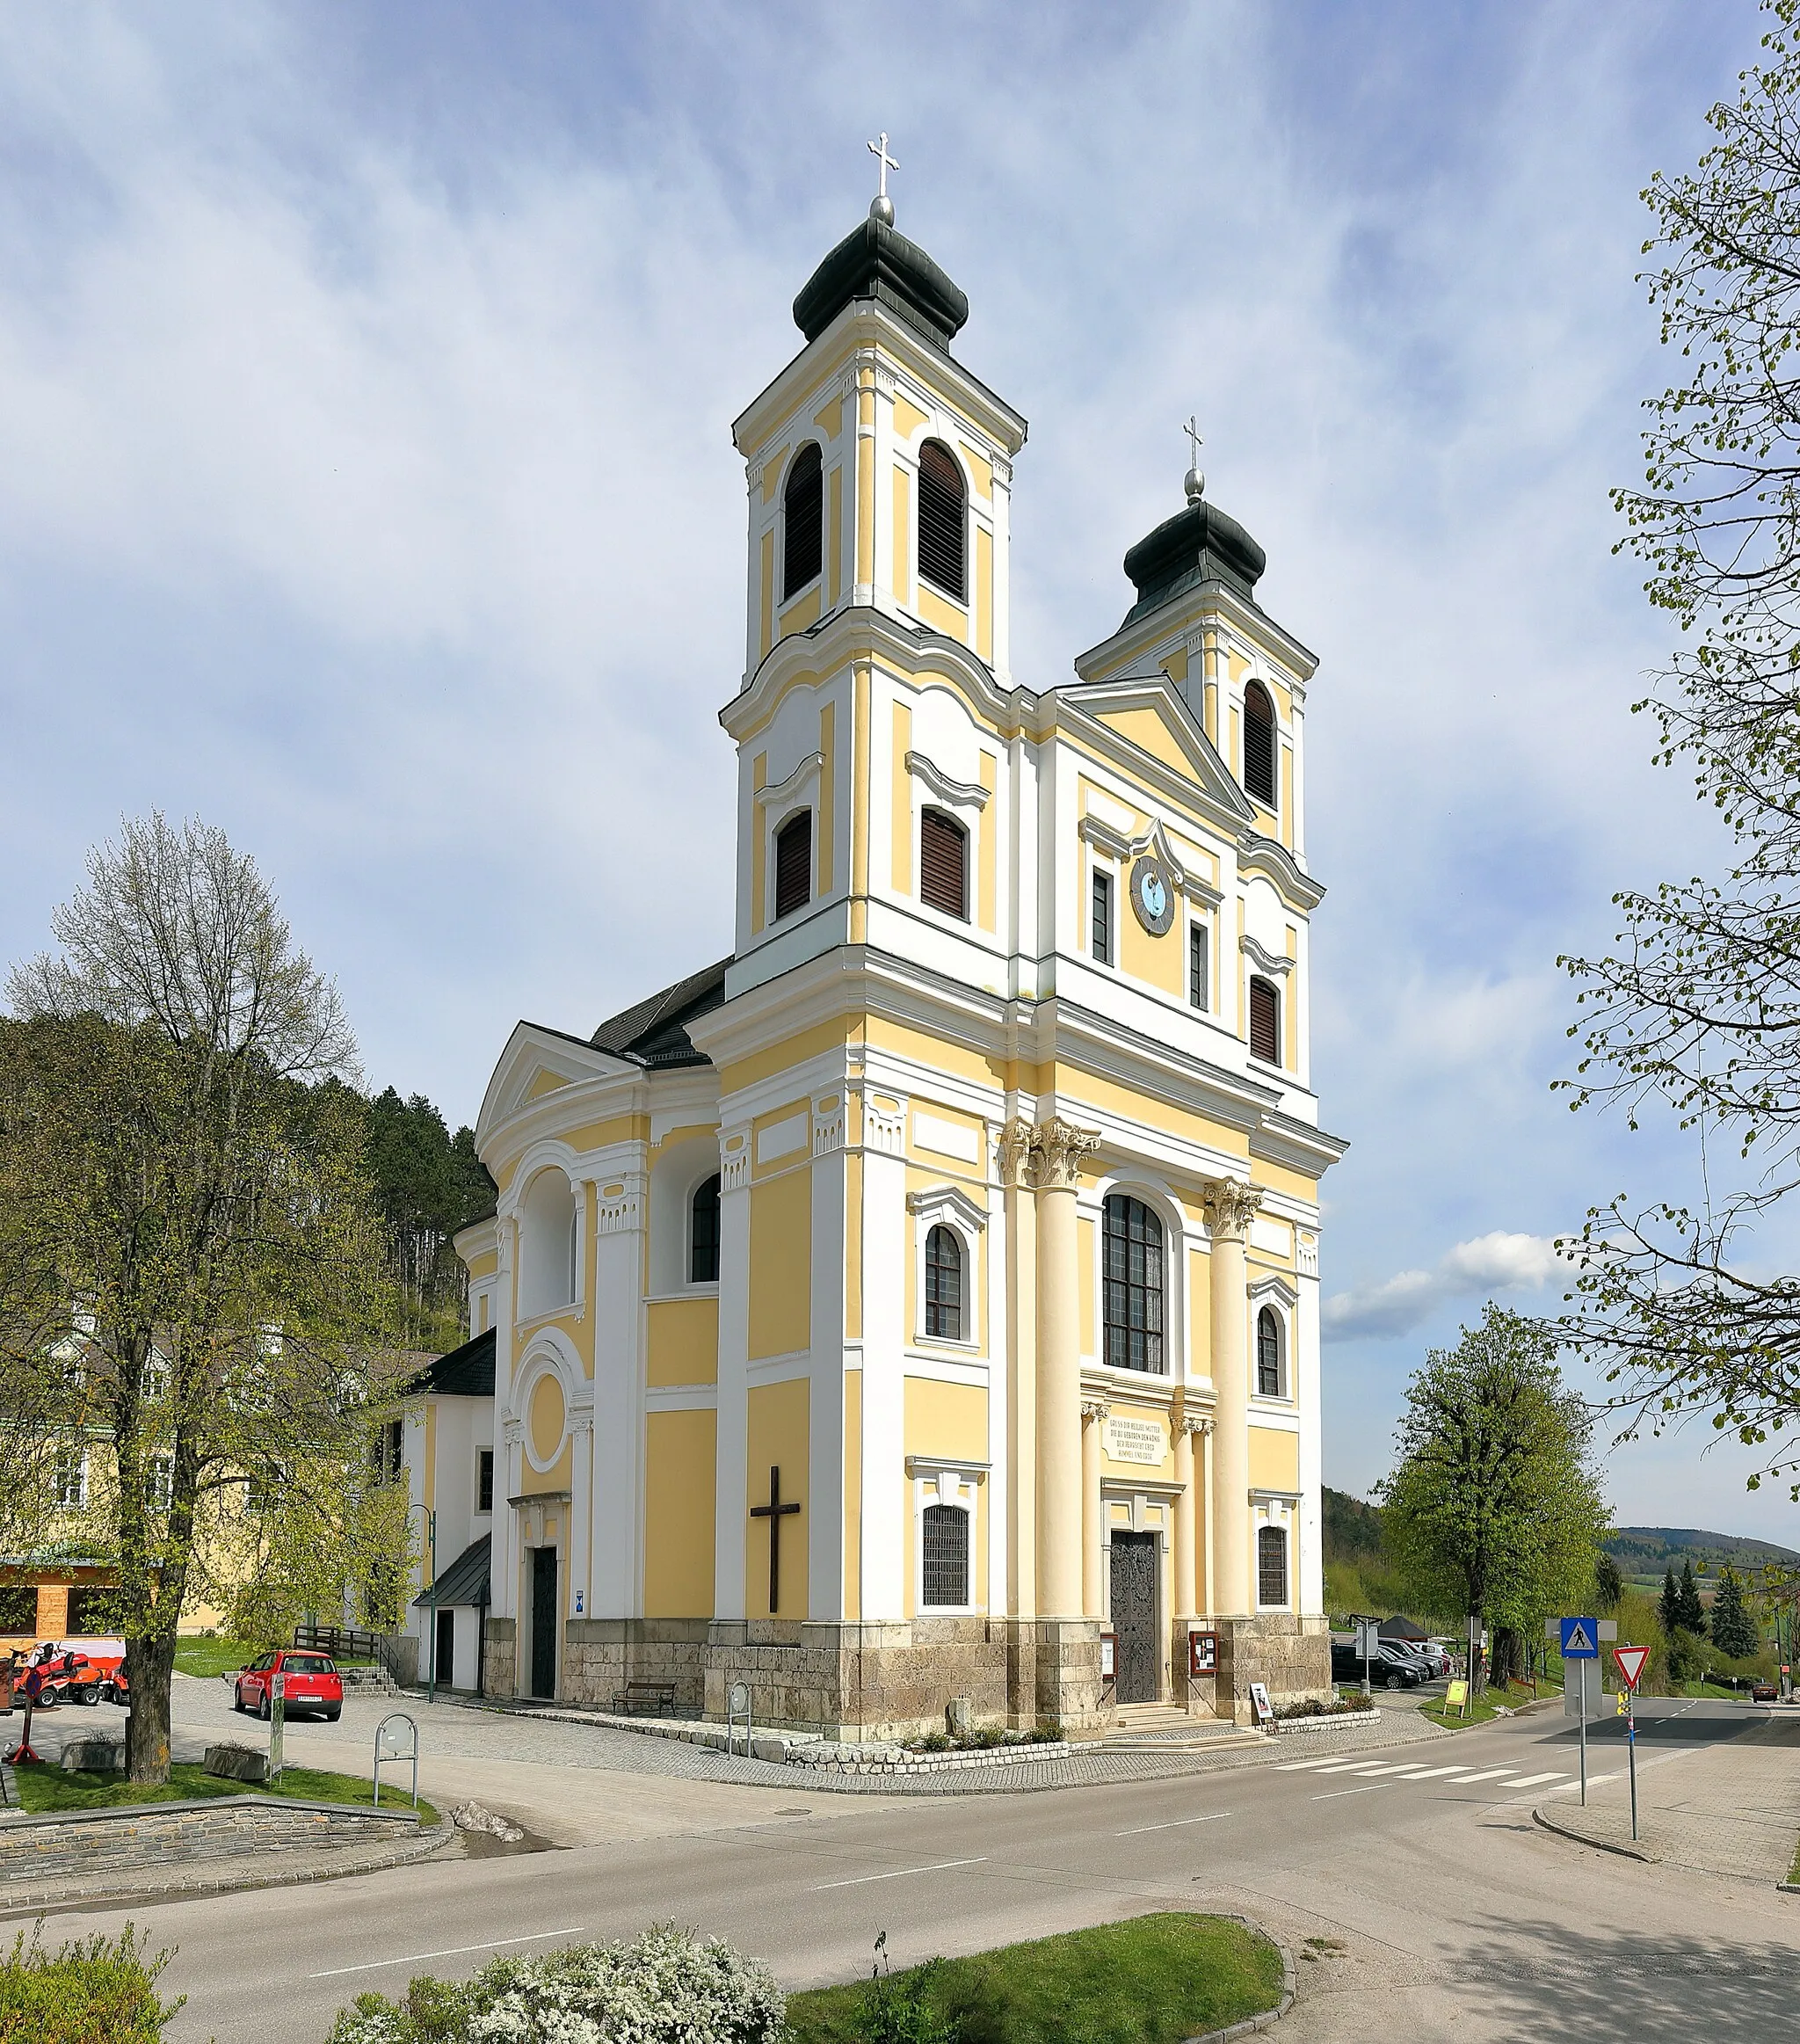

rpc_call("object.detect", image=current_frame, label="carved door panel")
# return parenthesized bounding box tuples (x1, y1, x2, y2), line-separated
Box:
(530, 1546, 558, 1699)
(1110, 1531, 1159, 1704)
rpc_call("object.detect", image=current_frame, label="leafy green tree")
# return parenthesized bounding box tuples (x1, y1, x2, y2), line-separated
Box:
(1709, 1565, 1760, 1656)
(0, 815, 412, 1782)
(1557, 0, 1800, 1497)
(1678, 1558, 1708, 1634)
(1596, 1551, 1625, 1610)
(1377, 1305, 1610, 1692)
(362, 1087, 493, 1347)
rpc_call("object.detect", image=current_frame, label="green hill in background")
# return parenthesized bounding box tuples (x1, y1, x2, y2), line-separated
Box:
(1602, 1525, 1800, 1584)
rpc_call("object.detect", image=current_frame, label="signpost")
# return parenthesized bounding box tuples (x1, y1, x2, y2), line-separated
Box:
(1549, 1615, 1617, 1803)
(4, 1666, 44, 1766)
(374, 1712, 418, 1809)
(1353, 1615, 1380, 1700)
(1248, 1681, 1274, 1728)
(268, 1670, 285, 1784)
(1444, 1677, 1468, 1718)
(1614, 1644, 1650, 1842)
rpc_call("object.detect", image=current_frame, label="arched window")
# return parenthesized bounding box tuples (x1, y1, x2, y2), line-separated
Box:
(919, 806, 968, 919)
(1102, 1194, 1165, 1373)
(781, 442, 823, 600)
(774, 810, 812, 920)
(1249, 976, 1281, 1066)
(690, 1174, 721, 1284)
(922, 1502, 969, 1607)
(519, 1167, 577, 1318)
(1256, 1306, 1282, 1398)
(917, 440, 967, 600)
(1258, 1524, 1288, 1607)
(1243, 681, 1276, 809)
(925, 1224, 964, 1341)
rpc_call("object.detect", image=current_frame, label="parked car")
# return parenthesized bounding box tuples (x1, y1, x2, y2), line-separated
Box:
(233, 1648, 344, 1721)
(1751, 1681, 1778, 1703)
(1399, 1640, 1450, 1679)
(1371, 1644, 1424, 1690)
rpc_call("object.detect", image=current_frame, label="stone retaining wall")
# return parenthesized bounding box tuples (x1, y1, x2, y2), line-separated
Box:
(0, 1796, 420, 1888)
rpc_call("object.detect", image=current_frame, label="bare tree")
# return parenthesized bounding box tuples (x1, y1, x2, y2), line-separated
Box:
(0, 815, 409, 1782)
(1558, 0, 1800, 1495)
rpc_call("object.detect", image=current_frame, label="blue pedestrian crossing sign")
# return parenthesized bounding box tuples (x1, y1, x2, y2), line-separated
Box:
(1560, 1617, 1600, 1659)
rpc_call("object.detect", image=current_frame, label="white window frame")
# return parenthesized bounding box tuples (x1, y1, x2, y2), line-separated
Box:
(778, 440, 826, 611)
(1187, 918, 1210, 1013)
(904, 751, 989, 927)
(757, 753, 824, 927)
(1248, 1280, 1296, 1404)
(1252, 1492, 1299, 1611)
(54, 1446, 88, 1511)
(906, 1186, 985, 1350)
(906, 1458, 985, 1614)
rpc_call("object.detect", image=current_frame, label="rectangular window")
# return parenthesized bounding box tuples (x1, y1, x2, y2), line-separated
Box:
(774, 810, 812, 921)
(1249, 976, 1281, 1065)
(1091, 869, 1113, 964)
(53, 1449, 87, 1511)
(1258, 1525, 1288, 1607)
(477, 1450, 495, 1514)
(1188, 924, 1208, 1010)
(922, 1502, 970, 1607)
(148, 1455, 173, 1511)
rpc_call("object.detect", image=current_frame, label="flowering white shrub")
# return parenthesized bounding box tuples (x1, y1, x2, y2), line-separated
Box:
(326, 1925, 785, 2044)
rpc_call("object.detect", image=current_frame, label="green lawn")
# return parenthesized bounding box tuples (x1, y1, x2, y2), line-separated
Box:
(171, 1637, 374, 1678)
(13, 1760, 436, 1825)
(782, 1914, 1283, 2044)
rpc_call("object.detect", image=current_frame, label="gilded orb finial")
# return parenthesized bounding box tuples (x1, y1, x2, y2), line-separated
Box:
(867, 132, 899, 223)
(1183, 413, 1206, 503)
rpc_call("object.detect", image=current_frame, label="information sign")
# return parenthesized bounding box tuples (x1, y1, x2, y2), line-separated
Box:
(1444, 1678, 1468, 1712)
(1613, 1644, 1650, 1691)
(1560, 1617, 1599, 1660)
(1187, 1630, 1217, 1678)
(1354, 1618, 1382, 1660)
(1248, 1681, 1274, 1727)
(1100, 1633, 1117, 1681)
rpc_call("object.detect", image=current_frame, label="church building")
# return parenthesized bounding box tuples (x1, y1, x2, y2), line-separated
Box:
(440, 171, 1346, 1734)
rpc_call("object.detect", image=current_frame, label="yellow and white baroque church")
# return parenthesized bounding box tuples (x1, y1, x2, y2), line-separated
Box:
(439, 186, 1346, 1735)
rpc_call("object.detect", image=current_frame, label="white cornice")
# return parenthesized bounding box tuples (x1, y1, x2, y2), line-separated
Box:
(1078, 812, 1223, 906)
(905, 1183, 990, 1233)
(755, 751, 824, 807)
(904, 749, 990, 810)
(1238, 834, 1325, 912)
(1074, 575, 1319, 688)
(1241, 935, 1296, 979)
(1055, 685, 1252, 838)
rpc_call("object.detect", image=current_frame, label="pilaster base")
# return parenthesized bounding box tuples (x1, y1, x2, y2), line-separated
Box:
(1206, 1611, 1332, 1724)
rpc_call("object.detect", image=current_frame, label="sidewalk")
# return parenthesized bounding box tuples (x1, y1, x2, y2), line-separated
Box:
(1535, 1711, 1800, 1884)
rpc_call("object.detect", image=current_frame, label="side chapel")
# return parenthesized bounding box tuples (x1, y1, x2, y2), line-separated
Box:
(425, 173, 1346, 1733)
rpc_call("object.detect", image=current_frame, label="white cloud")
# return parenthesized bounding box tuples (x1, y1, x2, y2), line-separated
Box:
(1323, 1232, 1566, 1343)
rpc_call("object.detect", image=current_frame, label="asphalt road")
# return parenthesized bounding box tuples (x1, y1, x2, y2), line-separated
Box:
(39, 1698, 1797, 2043)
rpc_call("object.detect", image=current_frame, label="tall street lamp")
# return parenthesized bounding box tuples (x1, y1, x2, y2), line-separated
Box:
(411, 1502, 438, 1703)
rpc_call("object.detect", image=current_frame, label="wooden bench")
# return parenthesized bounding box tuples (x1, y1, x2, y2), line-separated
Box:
(612, 1682, 678, 1718)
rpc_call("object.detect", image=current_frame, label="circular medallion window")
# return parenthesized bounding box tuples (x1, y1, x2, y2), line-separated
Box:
(1129, 855, 1176, 935)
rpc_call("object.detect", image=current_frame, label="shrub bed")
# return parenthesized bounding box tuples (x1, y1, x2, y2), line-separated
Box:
(0, 1924, 180, 2043)
(901, 1728, 1060, 1754)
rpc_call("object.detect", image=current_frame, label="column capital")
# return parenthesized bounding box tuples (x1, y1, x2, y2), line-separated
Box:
(1034, 1117, 1101, 1191)
(997, 1117, 1036, 1189)
(1200, 1175, 1263, 1241)
(1079, 1394, 1111, 1424)
(1177, 1410, 1214, 1437)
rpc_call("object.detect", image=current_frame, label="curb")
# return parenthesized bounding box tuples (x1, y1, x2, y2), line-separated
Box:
(1778, 1882, 1800, 1895)
(1181, 1918, 1296, 2041)
(1531, 1804, 1660, 1863)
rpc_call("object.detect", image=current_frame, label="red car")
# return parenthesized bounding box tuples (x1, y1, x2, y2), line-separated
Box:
(233, 1649, 343, 1721)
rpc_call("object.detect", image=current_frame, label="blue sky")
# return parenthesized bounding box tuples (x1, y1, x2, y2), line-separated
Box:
(3, 2, 1792, 1542)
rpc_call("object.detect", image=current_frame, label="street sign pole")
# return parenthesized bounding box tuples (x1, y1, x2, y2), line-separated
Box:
(1579, 1664, 1586, 1804)
(1613, 1644, 1650, 1842)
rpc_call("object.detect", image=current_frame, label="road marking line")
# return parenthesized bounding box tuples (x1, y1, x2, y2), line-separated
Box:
(1303, 1761, 1372, 1773)
(1313, 1785, 1381, 1800)
(1388, 1765, 1471, 1778)
(1345, 1764, 1412, 1775)
(1449, 1769, 1518, 1784)
(1276, 1760, 1332, 1771)
(310, 1930, 587, 1979)
(1114, 1812, 1232, 1835)
(1501, 1771, 1565, 1788)
(810, 1857, 986, 1891)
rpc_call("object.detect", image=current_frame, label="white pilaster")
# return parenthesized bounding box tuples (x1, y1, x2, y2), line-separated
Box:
(859, 1091, 909, 1620)
(713, 1123, 753, 1622)
(809, 1093, 847, 1620)
(587, 1168, 646, 1619)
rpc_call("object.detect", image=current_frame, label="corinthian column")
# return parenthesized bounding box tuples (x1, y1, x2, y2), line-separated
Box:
(1034, 1117, 1100, 1618)
(1201, 1176, 1262, 1618)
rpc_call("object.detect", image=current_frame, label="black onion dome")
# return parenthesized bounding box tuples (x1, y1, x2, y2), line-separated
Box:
(1121, 496, 1267, 626)
(794, 215, 969, 352)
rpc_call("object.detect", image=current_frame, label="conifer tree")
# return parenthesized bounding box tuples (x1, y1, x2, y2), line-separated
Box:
(1596, 1552, 1624, 1610)
(1677, 1558, 1707, 1634)
(1659, 1566, 1680, 1637)
(1709, 1566, 1760, 1657)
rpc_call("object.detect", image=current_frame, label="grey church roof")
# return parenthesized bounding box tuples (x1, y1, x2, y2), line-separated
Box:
(793, 214, 969, 352)
(1121, 494, 1267, 628)
(414, 1533, 490, 1610)
(414, 1327, 496, 1399)
(589, 957, 729, 1070)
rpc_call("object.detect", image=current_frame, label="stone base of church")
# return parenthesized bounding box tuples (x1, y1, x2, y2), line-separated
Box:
(482, 1616, 517, 1700)
(560, 1618, 712, 1713)
(1181, 1612, 1331, 1725)
(1012, 1618, 1107, 1732)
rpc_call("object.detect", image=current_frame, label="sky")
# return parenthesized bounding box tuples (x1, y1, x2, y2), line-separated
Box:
(2, 1, 1793, 1544)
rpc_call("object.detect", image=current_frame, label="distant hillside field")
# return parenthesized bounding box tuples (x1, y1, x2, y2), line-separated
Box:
(1603, 1525, 1800, 1587)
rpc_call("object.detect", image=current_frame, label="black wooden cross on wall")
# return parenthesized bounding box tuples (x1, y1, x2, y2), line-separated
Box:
(750, 1464, 801, 1615)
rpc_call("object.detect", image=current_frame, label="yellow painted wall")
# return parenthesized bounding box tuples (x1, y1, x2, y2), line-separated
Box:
(977, 752, 997, 930)
(529, 1375, 566, 1465)
(644, 1410, 716, 1617)
(918, 584, 965, 644)
(759, 529, 773, 659)
(903, 1378, 989, 1614)
(893, 394, 930, 442)
(1120, 881, 1185, 998)
(1249, 1427, 1301, 1493)
(828, 464, 843, 606)
(779, 585, 822, 637)
(892, 464, 912, 602)
(959, 441, 992, 498)
(751, 753, 767, 936)
(1097, 704, 1199, 782)
(852, 663, 870, 900)
(890, 701, 913, 892)
(521, 1441, 571, 1498)
(843, 1370, 862, 1621)
(1078, 1215, 1096, 1355)
(1188, 1247, 1210, 1378)
(716, 1015, 860, 1098)
(976, 525, 993, 664)
(748, 1167, 812, 1359)
(646, 1298, 720, 1387)
(856, 380, 875, 586)
(526, 1070, 567, 1101)
(746, 1377, 810, 1618)
(814, 396, 843, 439)
(817, 700, 836, 894)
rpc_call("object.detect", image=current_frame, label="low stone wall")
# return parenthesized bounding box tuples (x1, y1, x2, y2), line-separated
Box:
(560, 1618, 709, 1714)
(1216, 1615, 1333, 1726)
(482, 1616, 517, 1700)
(0, 1796, 422, 1890)
(519, 1706, 1072, 1775)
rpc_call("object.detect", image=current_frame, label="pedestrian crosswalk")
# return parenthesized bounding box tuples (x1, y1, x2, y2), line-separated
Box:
(1274, 1754, 1615, 1796)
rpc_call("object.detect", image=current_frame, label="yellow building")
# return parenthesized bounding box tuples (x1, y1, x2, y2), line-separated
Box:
(454, 185, 1346, 1735)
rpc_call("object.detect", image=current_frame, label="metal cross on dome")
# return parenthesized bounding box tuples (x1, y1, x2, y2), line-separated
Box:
(867, 132, 899, 203)
(1184, 415, 1204, 469)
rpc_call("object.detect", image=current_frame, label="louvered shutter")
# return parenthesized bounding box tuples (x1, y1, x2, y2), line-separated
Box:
(919, 807, 968, 918)
(774, 811, 811, 920)
(782, 444, 823, 600)
(1249, 976, 1280, 1065)
(917, 440, 967, 600)
(1243, 683, 1276, 808)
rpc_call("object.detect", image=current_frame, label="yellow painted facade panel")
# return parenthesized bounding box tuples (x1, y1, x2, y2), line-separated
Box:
(1078, 1215, 1096, 1356)
(746, 1377, 810, 1618)
(1096, 704, 1199, 782)
(828, 464, 843, 606)
(1281, 745, 1294, 849)
(845, 1150, 863, 1339)
(890, 702, 913, 892)
(976, 525, 993, 663)
(842, 1370, 862, 1620)
(749, 1167, 812, 1359)
(529, 1374, 566, 1465)
(759, 530, 773, 659)
(1188, 1247, 1210, 1376)
(716, 1015, 860, 1096)
(813, 396, 843, 440)
(892, 464, 912, 603)
(779, 585, 822, 637)
(904, 1377, 988, 1463)
(751, 752, 767, 936)
(521, 1440, 571, 1497)
(917, 584, 966, 644)
(526, 1069, 567, 1101)
(817, 700, 835, 894)
(1120, 881, 1185, 998)
(1250, 1427, 1301, 1494)
(893, 394, 930, 442)
(1162, 646, 1188, 685)
(856, 382, 875, 586)
(977, 751, 997, 930)
(644, 1410, 716, 1617)
(959, 441, 993, 499)
(646, 1298, 720, 1387)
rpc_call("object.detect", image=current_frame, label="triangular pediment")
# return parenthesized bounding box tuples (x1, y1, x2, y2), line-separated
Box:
(476, 1022, 635, 1147)
(1064, 677, 1253, 826)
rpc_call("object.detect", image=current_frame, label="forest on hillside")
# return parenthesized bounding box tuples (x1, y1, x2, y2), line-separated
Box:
(361, 1086, 496, 1348)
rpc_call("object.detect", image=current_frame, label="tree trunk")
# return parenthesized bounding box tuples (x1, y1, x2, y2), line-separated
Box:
(1491, 1625, 1523, 1689)
(124, 1633, 177, 1784)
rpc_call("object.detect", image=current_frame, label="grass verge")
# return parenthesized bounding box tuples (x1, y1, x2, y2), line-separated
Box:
(13, 1760, 437, 1825)
(782, 1913, 1283, 2044)
(1419, 1694, 1507, 1729)
(171, 1638, 374, 1678)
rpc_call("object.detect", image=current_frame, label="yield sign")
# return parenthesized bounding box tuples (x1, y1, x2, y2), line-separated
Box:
(1614, 1645, 1651, 1691)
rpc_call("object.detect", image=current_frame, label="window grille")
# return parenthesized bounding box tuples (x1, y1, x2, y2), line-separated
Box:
(53, 1449, 87, 1511)
(917, 440, 967, 600)
(1092, 869, 1113, 964)
(478, 1450, 495, 1514)
(1189, 924, 1208, 1009)
(922, 1502, 969, 1607)
(774, 811, 812, 920)
(925, 1225, 963, 1341)
(1102, 1194, 1165, 1373)
(782, 443, 824, 600)
(1249, 976, 1280, 1065)
(691, 1173, 722, 1284)
(1243, 681, 1276, 808)
(1259, 1524, 1288, 1607)
(919, 807, 968, 919)
(1257, 1307, 1282, 1397)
